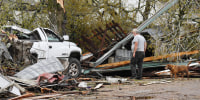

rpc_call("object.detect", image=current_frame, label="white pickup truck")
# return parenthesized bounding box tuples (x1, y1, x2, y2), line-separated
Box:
(3, 26, 82, 78)
(29, 28, 82, 78)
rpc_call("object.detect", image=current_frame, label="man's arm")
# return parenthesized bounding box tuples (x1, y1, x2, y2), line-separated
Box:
(133, 42, 138, 57)
(144, 41, 147, 52)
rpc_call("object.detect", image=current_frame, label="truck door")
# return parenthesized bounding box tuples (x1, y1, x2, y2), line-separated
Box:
(43, 29, 68, 58)
(29, 30, 48, 59)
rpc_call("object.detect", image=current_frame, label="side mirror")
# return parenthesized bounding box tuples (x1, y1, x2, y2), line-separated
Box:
(63, 35, 69, 41)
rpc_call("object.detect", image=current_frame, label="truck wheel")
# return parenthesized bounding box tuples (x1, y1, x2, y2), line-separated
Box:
(66, 58, 81, 78)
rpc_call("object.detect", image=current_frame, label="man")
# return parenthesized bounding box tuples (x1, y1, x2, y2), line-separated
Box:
(130, 28, 147, 80)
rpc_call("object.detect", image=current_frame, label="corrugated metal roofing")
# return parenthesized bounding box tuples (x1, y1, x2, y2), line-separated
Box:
(15, 57, 64, 80)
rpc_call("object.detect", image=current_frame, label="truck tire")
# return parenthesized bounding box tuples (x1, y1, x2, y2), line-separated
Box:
(66, 58, 81, 78)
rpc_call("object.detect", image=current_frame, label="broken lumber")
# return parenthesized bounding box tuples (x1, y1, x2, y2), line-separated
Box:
(21, 94, 62, 100)
(9, 93, 35, 100)
(57, 91, 89, 95)
(41, 87, 57, 93)
(96, 50, 199, 69)
(78, 78, 95, 81)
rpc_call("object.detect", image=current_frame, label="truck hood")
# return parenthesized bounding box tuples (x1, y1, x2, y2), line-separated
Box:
(64, 41, 78, 46)
(63, 41, 82, 53)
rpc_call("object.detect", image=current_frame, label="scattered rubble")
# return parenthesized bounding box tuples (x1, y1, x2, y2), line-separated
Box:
(154, 69, 171, 76)
(106, 76, 127, 83)
(0, 0, 199, 99)
(9, 93, 35, 100)
(0, 74, 25, 96)
(0, 28, 199, 100)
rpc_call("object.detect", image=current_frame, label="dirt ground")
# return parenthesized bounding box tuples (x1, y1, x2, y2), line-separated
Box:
(58, 77, 200, 100)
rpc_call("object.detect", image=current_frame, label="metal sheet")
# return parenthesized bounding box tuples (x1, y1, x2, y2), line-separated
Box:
(0, 74, 22, 96)
(8, 76, 37, 86)
(14, 57, 64, 80)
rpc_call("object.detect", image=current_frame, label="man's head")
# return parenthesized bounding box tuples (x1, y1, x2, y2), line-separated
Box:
(132, 28, 139, 36)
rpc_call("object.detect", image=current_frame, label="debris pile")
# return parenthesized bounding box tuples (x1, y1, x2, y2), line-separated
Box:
(0, 0, 199, 98)
(0, 28, 130, 99)
(0, 24, 199, 100)
(79, 20, 128, 65)
(0, 26, 86, 99)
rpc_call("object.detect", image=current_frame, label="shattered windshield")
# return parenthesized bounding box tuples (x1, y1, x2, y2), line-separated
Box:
(44, 29, 61, 42)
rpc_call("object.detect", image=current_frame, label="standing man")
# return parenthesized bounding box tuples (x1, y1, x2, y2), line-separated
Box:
(130, 28, 147, 80)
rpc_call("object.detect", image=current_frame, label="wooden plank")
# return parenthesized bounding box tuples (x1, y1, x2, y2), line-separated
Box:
(22, 94, 62, 100)
(78, 78, 95, 81)
(99, 27, 112, 42)
(96, 50, 199, 69)
(9, 93, 35, 100)
(112, 22, 125, 38)
(108, 23, 122, 40)
(112, 20, 127, 36)
(81, 35, 98, 51)
(92, 30, 103, 41)
(95, 28, 110, 44)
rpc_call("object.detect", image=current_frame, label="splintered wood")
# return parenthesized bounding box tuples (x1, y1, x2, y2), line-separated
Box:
(96, 50, 199, 69)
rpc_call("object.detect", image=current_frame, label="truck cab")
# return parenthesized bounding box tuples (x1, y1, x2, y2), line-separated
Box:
(29, 28, 81, 59)
(26, 28, 82, 78)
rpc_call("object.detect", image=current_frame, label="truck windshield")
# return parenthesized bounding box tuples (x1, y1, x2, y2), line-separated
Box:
(44, 29, 61, 42)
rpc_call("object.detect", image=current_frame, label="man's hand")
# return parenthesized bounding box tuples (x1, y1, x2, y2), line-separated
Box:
(133, 52, 135, 58)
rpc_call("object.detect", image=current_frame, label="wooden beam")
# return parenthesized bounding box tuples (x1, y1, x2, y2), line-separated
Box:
(95, 50, 199, 69)
(9, 93, 35, 100)
(108, 23, 122, 40)
(112, 20, 127, 36)
(22, 94, 62, 100)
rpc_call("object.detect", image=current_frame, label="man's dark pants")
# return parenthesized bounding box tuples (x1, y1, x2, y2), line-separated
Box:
(130, 51, 145, 78)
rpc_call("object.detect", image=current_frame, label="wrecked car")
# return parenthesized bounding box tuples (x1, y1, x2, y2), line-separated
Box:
(2, 26, 82, 78)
